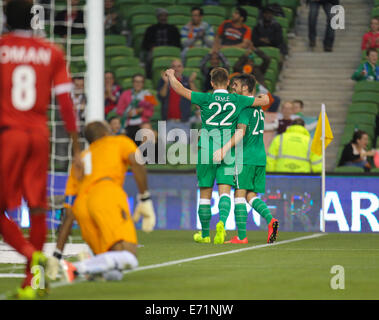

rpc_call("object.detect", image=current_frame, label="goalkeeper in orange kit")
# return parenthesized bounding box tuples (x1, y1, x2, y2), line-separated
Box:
(47, 121, 156, 282)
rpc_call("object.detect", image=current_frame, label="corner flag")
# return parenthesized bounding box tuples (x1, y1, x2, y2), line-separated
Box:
(311, 105, 334, 156)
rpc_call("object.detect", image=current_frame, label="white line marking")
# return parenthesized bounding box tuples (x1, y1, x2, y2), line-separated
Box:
(0, 233, 327, 297)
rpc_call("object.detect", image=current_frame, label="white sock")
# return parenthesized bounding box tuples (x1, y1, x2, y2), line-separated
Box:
(74, 250, 138, 275)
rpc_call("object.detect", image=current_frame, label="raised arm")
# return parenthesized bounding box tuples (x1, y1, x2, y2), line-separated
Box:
(252, 94, 270, 106)
(165, 69, 192, 101)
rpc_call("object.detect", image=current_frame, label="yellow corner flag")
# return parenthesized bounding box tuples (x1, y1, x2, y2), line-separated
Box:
(311, 106, 334, 156)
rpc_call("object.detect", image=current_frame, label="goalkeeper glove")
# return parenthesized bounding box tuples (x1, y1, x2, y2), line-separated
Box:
(133, 191, 156, 233)
(46, 249, 63, 281)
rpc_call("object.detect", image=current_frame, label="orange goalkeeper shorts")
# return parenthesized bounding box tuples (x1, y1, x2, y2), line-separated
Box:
(86, 179, 137, 254)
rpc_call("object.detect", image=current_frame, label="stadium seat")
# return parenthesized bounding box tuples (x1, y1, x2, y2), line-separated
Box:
(346, 113, 376, 126)
(132, 24, 149, 57)
(246, 16, 258, 29)
(147, 0, 176, 5)
(116, 0, 146, 4)
(239, 5, 259, 19)
(167, 5, 191, 16)
(152, 46, 181, 59)
(176, 0, 203, 5)
(347, 103, 378, 115)
(121, 78, 133, 90)
(186, 47, 211, 59)
(152, 57, 174, 86)
(105, 46, 134, 57)
(104, 34, 127, 46)
(334, 166, 365, 173)
(202, 6, 227, 18)
(354, 81, 379, 93)
(274, 16, 290, 30)
(71, 45, 85, 56)
(220, 47, 246, 59)
(371, 7, 379, 18)
(268, 0, 299, 11)
(371, 168, 379, 173)
(203, 15, 224, 30)
(259, 46, 281, 62)
(352, 92, 379, 105)
(115, 66, 145, 82)
(130, 14, 157, 29)
(186, 57, 203, 68)
(123, 4, 157, 20)
(168, 15, 189, 26)
(110, 56, 140, 70)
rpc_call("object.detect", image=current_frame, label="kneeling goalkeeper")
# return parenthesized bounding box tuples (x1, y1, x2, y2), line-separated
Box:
(47, 121, 156, 282)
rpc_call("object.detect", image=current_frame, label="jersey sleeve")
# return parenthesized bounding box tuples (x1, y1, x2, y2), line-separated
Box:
(238, 95, 256, 109)
(120, 136, 138, 164)
(217, 21, 226, 36)
(52, 45, 73, 95)
(191, 91, 209, 110)
(64, 167, 79, 208)
(243, 26, 252, 40)
(238, 107, 253, 126)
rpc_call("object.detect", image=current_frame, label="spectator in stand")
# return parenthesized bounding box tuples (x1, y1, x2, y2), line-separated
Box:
(104, 71, 122, 116)
(181, 7, 214, 61)
(107, 114, 123, 135)
(157, 59, 197, 140)
(307, 0, 339, 52)
(54, 0, 86, 37)
(252, 6, 286, 56)
(361, 17, 379, 50)
(212, 7, 252, 52)
(267, 118, 322, 173)
(200, 51, 230, 91)
(265, 101, 298, 135)
(292, 99, 318, 137)
(104, 0, 123, 35)
(142, 8, 181, 79)
(116, 74, 157, 145)
(338, 130, 376, 172)
(352, 48, 379, 81)
(233, 43, 271, 85)
(71, 76, 86, 124)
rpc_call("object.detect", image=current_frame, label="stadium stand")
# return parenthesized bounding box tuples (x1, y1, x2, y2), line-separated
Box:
(334, 2, 379, 172)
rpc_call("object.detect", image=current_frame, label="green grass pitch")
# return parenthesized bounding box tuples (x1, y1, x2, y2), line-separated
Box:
(0, 230, 378, 300)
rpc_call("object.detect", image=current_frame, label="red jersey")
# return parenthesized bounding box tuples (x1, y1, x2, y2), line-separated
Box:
(0, 31, 73, 134)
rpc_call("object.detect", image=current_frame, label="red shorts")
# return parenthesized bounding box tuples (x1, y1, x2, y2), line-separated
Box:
(0, 128, 49, 211)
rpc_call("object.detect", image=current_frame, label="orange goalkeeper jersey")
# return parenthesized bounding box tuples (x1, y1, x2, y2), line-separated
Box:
(64, 135, 138, 207)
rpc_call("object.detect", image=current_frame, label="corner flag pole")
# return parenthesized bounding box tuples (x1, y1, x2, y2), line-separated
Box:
(321, 104, 326, 232)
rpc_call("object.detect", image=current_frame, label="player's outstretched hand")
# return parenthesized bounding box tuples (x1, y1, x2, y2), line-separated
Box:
(46, 256, 60, 280)
(165, 68, 175, 78)
(133, 191, 156, 233)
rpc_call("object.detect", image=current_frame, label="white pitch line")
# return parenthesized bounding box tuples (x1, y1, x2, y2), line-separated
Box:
(1, 233, 327, 295)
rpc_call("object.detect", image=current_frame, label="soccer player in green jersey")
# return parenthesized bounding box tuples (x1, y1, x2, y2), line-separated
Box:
(164, 67, 269, 244)
(214, 74, 279, 244)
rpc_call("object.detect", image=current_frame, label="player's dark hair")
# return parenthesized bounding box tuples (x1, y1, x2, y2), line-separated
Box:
(366, 48, 378, 57)
(235, 7, 247, 23)
(210, 67, 229, 86)
(5, 0, 33, 30)
(132, 73, 145, 81)
(84, 121, 110, 144)
(235, 73, 256, 93)
(292, 99, 304, 108)
(191, 6, 203, 16)
(351, 130, 368, 144)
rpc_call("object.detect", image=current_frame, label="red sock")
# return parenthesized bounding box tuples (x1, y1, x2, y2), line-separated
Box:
(29, 213, 47, 252)
(0, 213, 35, 261)
(21, 261, 33, 289)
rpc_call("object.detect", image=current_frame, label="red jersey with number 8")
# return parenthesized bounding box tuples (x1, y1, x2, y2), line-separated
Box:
(0, 31, 72, 133)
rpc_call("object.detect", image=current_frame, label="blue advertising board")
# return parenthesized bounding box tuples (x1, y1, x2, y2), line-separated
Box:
(9, 173, 379, 233)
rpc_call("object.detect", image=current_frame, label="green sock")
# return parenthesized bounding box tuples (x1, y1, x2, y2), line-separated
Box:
(198, 202, 211, 238)
(250, 197, 273, 225)
(218, 194, 231, 225)
(234, 199, 247, 240)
